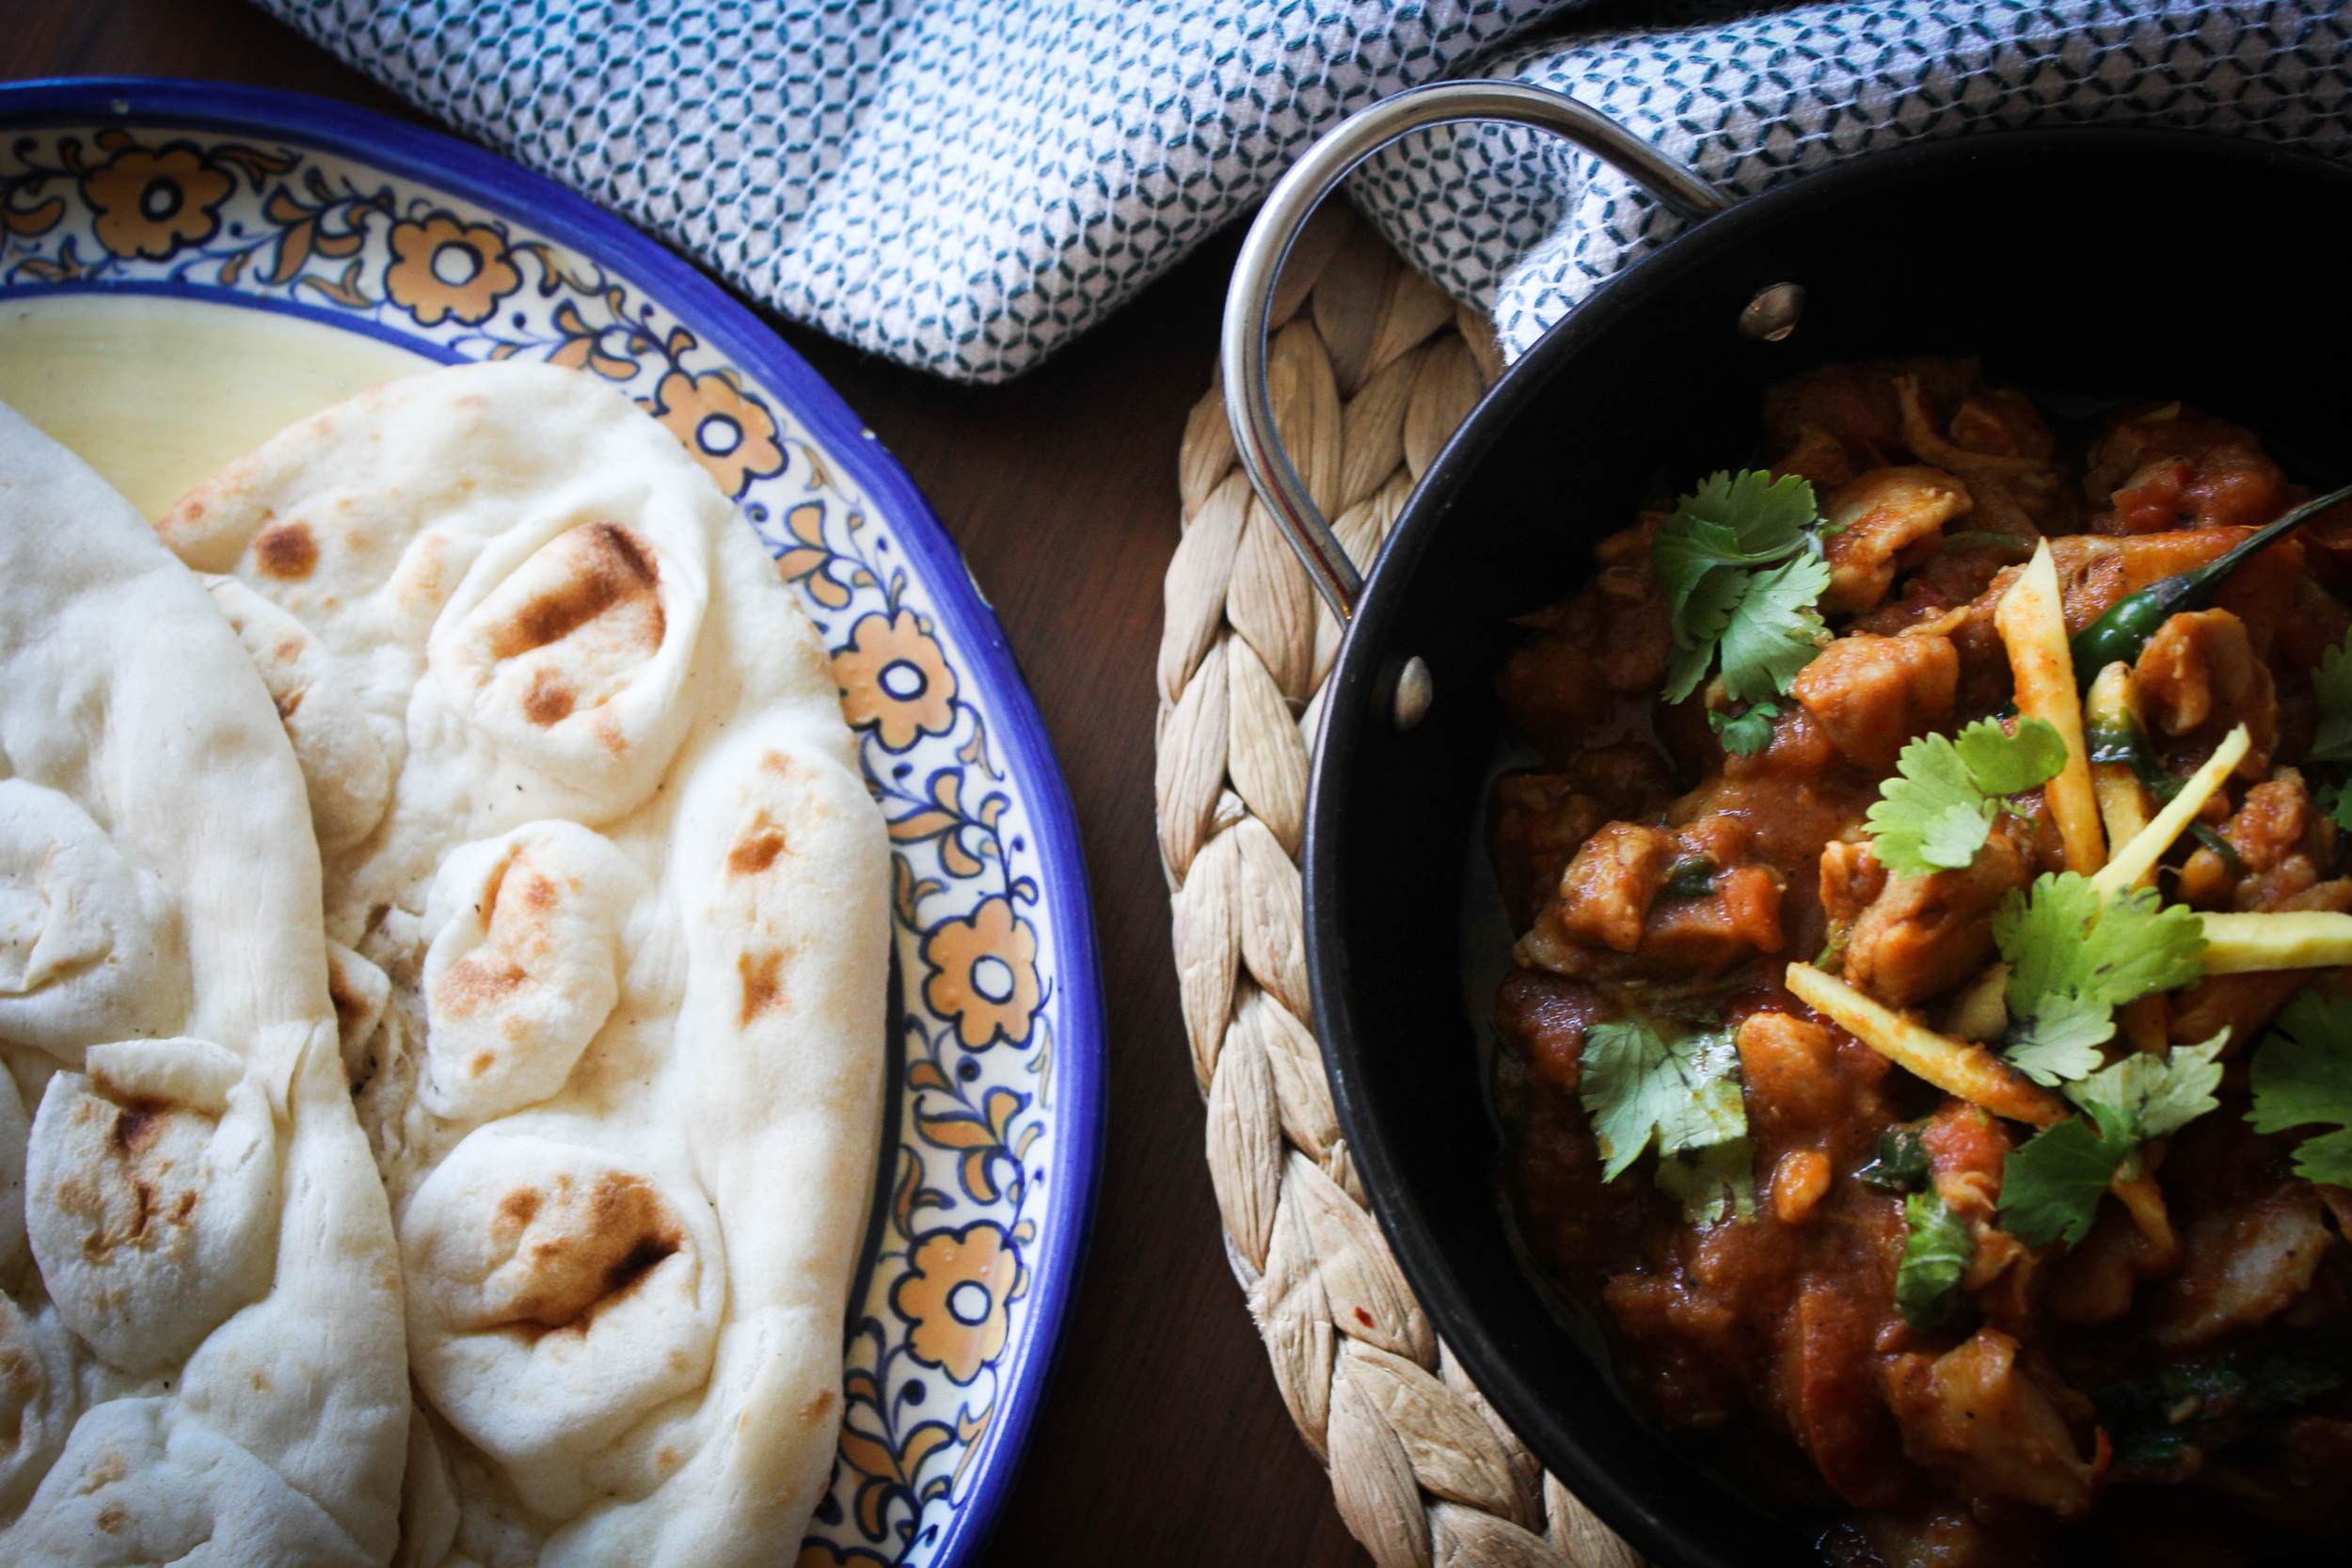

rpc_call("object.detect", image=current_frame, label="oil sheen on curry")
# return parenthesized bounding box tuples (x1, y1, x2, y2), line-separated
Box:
(1489, 359, 2352, 1566)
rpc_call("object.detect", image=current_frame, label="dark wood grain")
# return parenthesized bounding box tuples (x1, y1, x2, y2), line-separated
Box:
(2, 4, 1367, 1564)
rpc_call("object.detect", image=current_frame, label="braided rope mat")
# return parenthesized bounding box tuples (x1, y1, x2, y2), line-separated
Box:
(1153, 202, 1645, 1568)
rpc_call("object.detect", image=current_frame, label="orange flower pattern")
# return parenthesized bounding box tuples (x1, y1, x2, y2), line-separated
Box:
(834, 609, 958, 752)
(84, 144, 231, 259)
(649, 366, 786, 497)
(922, 895, 1040, 1050)
(794, 1546, 892, 1568)
(385, 212, 522, 325)
(7, 123, 1066, 1563)
(893, 1222, 1025, 1385)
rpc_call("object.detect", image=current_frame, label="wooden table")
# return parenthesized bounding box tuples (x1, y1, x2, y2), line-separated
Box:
(6, 3, 1368, 1563)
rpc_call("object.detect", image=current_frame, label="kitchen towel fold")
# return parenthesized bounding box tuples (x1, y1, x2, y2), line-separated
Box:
(259, 0, 2349, 383)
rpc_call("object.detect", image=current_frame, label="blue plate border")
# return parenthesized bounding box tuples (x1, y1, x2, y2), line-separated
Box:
(0, 74, 1106, 1568)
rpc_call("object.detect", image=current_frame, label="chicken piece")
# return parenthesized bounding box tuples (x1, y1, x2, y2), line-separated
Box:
(1782, 1275, 1915, 1509)
(1916, 1100, 2047, 1333)
(1518, 815, 1787, 983)
(1833, 816, 2037, 1007)
(2132, 608, 2278, 779)
(1772, 420, 1855, 489)
(2047, 1196, 2183, 1326)
(1948, 388, 2057, 462)
(1789, 632, 1959, 771)
(1490, 742, 1681, 929)
(1566, 738, 1679, 809)
(1764, 357, 1983, 471)
(1498, 634, 1612, 765)
(1736, 1011, 1844, 1141)
(1673, 707, 1884, 962)
(1819, 467, 1975, 615)
(2176, 771, 2335, 912)
(1637, 858, 1787, 973)
(2083, 403, 2295, 534)
(1491, 775, 1608, 933)
(1566, 519, 1676, 694)
(1893, 375, 2077, 543)
(1503, 527, 1674, 753)
(1819, 838, 1886, 947)
(1547, 820, 1674, 954)
(1921, 1099, 2010, 1219)
(1881, 1327, 2106, 1519)
(2147, 1180, 2336, 1350)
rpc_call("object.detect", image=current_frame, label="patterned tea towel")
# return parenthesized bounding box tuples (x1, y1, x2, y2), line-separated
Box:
(257, 0, 2350, 383)
(1351, 0, 2352, 361)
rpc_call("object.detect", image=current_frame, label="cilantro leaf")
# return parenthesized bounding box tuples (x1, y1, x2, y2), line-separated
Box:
(1656, 1138, 1759, 1225)
(2000, 1100, 2136, 1247)
(1579, 1015, 1752, 1220)
(1866, 718, 2070, 878)
(1866, 732, 1994, 875)
(2076, 1033, 2228, 1143)
(2000, 1039, 2227, 1248)
(1663, 564, 1755, 704)
(1681, 469, 1819, 557)
(2003, 994, 2114, 1088)
(1957, 716, 2069, 796)
(2311, 634, 2352, 763)
(1650, 471, 1829, 708)
(1993, 873, 2207, 1085)
(1897, 1189, 1974, 1328)
(1709, 702, 1779, 757)
(1717, 552, 1832, 704)
(1653, 515, 1788, 629)
(2249, 988, 2352, 1185)
(2324, 781, 2352, 835)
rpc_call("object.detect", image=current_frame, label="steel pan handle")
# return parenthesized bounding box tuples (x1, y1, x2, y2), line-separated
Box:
(1220, 80, 1730, 622)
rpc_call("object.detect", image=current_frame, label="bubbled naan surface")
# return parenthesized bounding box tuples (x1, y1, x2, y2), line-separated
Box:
(160, 362, 891, 1568)
(0, 400, 408, 1561)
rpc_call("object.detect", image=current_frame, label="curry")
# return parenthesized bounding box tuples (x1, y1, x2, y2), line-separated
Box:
(1490, 358, 2352, 1566)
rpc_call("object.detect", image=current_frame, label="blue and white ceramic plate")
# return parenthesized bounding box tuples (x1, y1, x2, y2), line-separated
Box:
(0, 77, 1103, 1568)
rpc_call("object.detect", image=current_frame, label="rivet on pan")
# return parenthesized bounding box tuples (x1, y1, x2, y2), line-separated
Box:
(1393, 657, 1434, 732)
(1739, 282, 1805, 341)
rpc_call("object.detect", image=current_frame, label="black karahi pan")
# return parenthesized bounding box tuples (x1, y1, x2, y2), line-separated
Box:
(1218, 80, 2352, 1568)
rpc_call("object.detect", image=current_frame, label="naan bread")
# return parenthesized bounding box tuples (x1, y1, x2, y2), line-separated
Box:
(0, 401, 408, 1561)
(161, 362, 890, 1568)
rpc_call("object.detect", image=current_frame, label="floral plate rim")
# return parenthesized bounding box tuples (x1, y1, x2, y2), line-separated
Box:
(0, 74, 1106, 1568)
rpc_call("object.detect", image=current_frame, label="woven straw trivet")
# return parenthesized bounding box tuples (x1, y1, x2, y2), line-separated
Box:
(1153, 201, 1645, 1568)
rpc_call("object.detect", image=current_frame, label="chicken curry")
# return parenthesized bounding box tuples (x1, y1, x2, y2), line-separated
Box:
(1490, 358, 2352, 1565)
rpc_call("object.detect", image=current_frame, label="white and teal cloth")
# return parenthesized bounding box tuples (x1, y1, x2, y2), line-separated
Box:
(257, 0, 2350, 382)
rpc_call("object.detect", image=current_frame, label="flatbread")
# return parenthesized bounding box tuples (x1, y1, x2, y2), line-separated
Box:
(0, 400, 408, 1561)
(160, 362, 890, 1567)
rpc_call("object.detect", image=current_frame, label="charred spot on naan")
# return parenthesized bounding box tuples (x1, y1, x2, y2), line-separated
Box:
(251, 518, 318, 580)
(427, 513, 708, 820)
(726, 811, 791, 876)
(738, 946, 797, 1024)
(419, 823, 635, 1121)
(24, 1040, 280, 1376)
(400, 1129, 724, 1486)
(483, 522, 662, 659)
(488, 1169, 684, 1338)
(470, 522, 666, 731)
